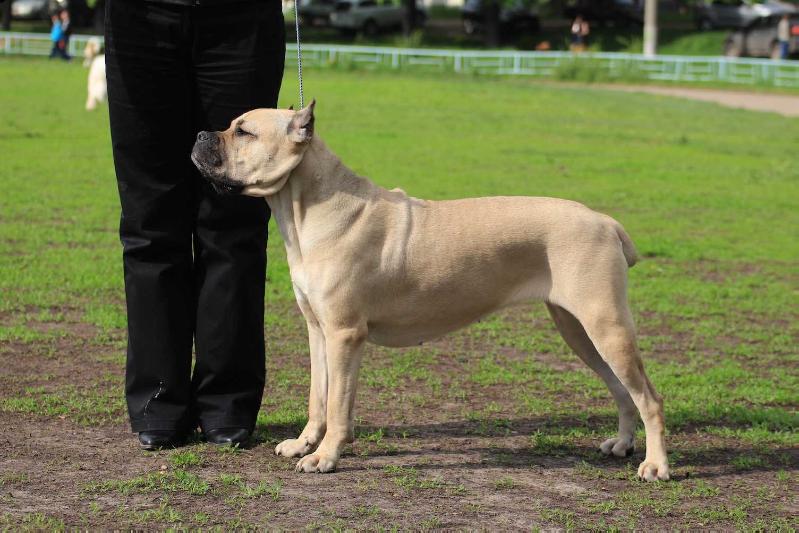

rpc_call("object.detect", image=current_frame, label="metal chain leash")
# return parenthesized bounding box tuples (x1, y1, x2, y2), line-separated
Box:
(292, 0, 304, 109)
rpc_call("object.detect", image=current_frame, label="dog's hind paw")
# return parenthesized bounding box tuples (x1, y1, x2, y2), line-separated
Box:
(599, 436, 635, 457)
(295, 452, 337, 473)
(275, 437, 316, 458)
(637, 460, 670, 482)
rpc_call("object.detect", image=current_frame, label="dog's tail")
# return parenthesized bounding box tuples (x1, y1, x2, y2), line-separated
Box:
(614, 222, 638, 268)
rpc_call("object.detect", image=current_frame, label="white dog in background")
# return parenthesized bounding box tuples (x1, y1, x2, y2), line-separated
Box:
(83, 37, 106, 111)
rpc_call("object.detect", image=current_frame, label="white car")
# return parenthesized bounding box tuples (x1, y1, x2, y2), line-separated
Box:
(12, 0, 49, 19)
(330, 0, 424, 35)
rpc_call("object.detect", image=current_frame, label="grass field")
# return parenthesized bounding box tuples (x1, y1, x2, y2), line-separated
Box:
(0, 57, 797, 529)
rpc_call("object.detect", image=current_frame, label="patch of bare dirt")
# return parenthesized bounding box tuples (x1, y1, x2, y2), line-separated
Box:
(0, 408, 796, 529)
(0, 303, 796, 528)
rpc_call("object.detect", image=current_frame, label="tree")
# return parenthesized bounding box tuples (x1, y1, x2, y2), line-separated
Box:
(643, 0, 658, 57)
(402, 0, 417, 36)
(2, 0, 12, 32)
(483, 0, 500, 47)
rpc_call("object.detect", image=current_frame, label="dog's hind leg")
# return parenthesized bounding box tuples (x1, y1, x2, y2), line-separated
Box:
(296, 324, 366, 473)
(546, 303, 637, 458)
(275, 322, 327, 458)
(565, 295, 669, 481)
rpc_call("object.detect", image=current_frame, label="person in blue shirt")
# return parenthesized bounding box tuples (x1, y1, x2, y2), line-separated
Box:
(48, 11, 70, 60)
(48, 14, 62, 56)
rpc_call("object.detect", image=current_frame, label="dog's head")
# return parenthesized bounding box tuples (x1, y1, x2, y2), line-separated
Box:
(83, 37, 102, 65)
(191, 100, 315, 197)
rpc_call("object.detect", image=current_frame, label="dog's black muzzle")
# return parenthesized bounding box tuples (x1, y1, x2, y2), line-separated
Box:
(191, 131, 244, 195)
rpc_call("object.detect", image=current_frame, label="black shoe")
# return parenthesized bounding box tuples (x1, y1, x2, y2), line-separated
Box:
(138, 430, 186, 450)
(205, 427, 250, 447)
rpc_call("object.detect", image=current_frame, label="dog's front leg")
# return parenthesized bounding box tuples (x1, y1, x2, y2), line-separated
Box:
(295, 325, 366, 473)
(276, 323, 328, 458)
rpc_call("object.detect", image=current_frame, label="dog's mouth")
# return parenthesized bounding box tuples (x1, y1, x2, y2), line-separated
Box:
(190, 151, 244, 195)
(209, 180, 244, 195)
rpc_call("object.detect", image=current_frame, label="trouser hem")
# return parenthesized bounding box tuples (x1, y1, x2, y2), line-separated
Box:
(130, 418, 195, 433)
(199, 416, 257, 433)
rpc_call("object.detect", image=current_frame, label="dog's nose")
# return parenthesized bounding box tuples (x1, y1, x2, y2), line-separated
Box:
(197, 131, 212, 142)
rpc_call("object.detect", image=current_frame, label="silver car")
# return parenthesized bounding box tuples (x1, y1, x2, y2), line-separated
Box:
(11, 0, 50, 20)
(696, 0, 796, 30)
(724, 13, 799, 58)
(330, 0, 424, 35)
(298, 0, 338, 27)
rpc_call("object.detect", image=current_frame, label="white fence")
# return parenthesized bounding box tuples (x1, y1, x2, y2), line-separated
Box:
(3, 31, 799, 88)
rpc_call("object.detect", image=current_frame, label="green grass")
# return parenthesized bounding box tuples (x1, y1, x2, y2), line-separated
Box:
(1, 383, 125, 425)
(382, 465, 447, 490)
(575, 28, 728, 56)
(0, 512, 66, 530)
(0, 57, 797, 529)
(84, 469, 210, 496)
(169, 451, 205, 468)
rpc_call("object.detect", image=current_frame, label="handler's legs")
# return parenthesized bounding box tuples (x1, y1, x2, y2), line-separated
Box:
(105, 0, 196, 434)
(190, 1, 285, 435)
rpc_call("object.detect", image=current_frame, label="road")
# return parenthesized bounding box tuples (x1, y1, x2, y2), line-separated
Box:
(599, 84, 799, 118)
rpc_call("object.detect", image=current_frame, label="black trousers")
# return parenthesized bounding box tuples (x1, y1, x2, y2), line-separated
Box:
(105, 0, 285, 433)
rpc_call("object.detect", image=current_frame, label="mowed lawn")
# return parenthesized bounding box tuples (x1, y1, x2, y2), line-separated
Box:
(0, 57, 797, 530)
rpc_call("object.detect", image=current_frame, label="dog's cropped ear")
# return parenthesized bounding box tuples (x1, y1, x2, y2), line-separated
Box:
(288, 105, 294, 110)
(288, 99, 315, 144)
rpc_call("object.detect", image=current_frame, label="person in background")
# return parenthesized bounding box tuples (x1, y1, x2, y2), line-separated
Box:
(570, 15, 590, 53)
(48, 13, 65, 60)
(777, 14, 791, 60)
(59, 9, 72, 59)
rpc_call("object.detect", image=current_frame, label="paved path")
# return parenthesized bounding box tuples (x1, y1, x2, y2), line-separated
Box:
(600, 84, 799, 117)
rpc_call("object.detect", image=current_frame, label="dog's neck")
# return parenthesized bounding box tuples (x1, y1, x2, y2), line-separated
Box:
(265, 136, 377, 262)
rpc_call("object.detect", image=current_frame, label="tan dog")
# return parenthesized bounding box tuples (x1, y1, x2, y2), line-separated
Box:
(191, 102, 670, 481)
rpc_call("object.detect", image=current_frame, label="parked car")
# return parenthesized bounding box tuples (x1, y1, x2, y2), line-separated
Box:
(298, 0, 338, 27)
(11, 0, 50, 20)
(17, 0, 95, 27)
(461, 0, 540, 36)
(695, 0, 796, 31)
(330, 0, 425, 35)
(563, 0, 643, 26)
(724, 13, 799, 58)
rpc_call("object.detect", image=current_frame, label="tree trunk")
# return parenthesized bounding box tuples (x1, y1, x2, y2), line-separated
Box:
(402, 0, 416, 36)
(546, 0, 565, 19)
(484, 0, 500, 48)
(2, 0, 12, 32)
(643, 0, 658, 57)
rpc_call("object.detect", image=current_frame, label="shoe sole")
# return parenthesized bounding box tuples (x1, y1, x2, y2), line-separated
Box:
(208, 440, 247, 447)
(139, 440, 186, 451)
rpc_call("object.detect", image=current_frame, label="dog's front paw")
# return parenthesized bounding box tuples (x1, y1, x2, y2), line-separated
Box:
(275, 437, 316, 458)
(295, 451, 338, 473)
(600, 436, 635, 457)
(637, 459, 670, 481)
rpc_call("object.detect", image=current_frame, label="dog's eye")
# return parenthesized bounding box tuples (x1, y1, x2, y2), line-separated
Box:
(235, 126, 253, 137)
